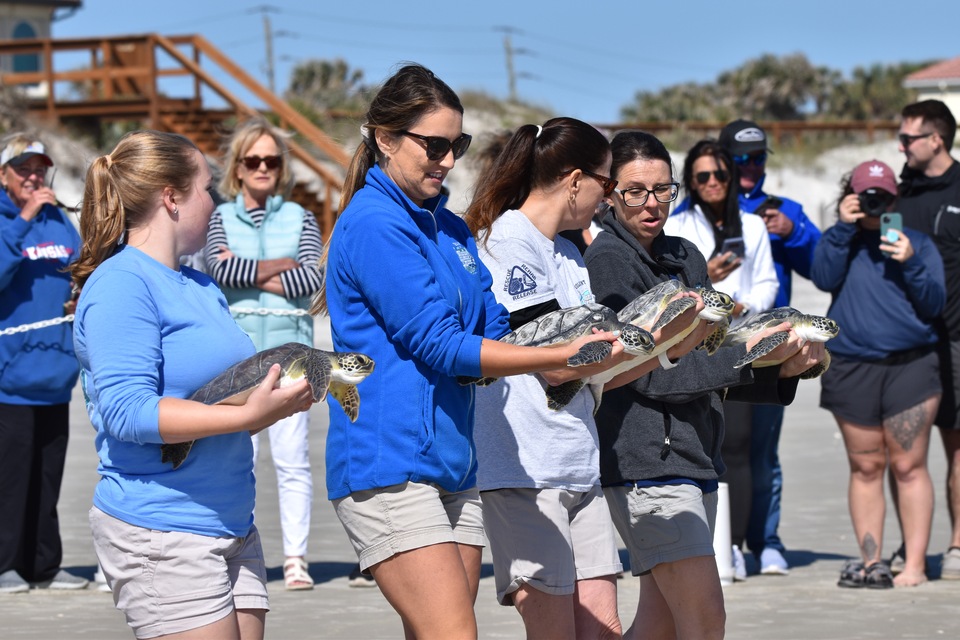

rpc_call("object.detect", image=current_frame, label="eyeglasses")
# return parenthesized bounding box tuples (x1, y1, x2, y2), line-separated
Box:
(240, 155, 283, 171)
(9, 164, 48, 178)
(898, 132, 934, 147)
(614, 182, 680, 207)
(400, 131, 472, 162)
(695, 170, 730, 185)
(732, 152, 767, 166)
(561, 168, 618, 197)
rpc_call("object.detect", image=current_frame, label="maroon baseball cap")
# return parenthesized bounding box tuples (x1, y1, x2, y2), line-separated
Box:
(851, 160, 897, 195)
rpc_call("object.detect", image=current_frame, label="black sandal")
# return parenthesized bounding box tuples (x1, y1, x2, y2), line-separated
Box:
(838, 559, 865, 588)
(864, 562, 894, 589)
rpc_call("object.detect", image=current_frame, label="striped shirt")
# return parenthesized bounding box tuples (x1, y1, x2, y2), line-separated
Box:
(204, 204, 323, 299)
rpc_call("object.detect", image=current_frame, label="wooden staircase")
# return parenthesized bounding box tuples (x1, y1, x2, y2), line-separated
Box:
(0, 34, 348, 239)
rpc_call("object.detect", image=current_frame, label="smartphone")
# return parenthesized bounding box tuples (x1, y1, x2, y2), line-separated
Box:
(880, 212, 903, 244)
(720, 237, 745, 263)
(755, 196, 783, 216)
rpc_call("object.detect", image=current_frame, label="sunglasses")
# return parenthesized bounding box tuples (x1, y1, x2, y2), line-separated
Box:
(10, 164, 48, 178)
(561, 168, 618, 197)
(240, 155, 282, 171)
(898, 132, 934, 147)
(695, 170, 730, 185)
(400, 131, 472, 162)
(732, 152, 767, 166)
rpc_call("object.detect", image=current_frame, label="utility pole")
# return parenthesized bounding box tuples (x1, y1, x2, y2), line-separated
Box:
(503, 33, 516, 103)
(263, 13, 275, 94)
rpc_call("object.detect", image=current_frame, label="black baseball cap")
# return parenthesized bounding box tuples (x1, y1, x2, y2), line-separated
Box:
(718, 119, 771, 156)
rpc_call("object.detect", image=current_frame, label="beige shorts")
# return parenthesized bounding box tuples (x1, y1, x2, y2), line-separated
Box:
(89, 507, 268, 640)
(604, 483, 717, 575)
(333, 481, 485, 571)
(480, 486, 622, 605)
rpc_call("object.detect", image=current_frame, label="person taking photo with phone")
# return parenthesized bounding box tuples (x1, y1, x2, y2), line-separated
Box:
(812, 159, 944, 588)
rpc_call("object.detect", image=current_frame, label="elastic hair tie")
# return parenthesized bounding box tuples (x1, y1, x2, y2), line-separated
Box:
(359, 124, 377, 152)
(534, 125, 543, 140)
(104, 155, 113, 168)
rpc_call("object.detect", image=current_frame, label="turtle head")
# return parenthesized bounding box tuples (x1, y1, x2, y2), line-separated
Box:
(619, 324, 656, 355)
(334, 352, 376, 384)
(698, 288, 736, 321)
(798, 315, 840, 342)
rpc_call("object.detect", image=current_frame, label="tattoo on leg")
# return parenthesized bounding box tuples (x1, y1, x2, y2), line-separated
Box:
(885, 404, 930, 451)
(861, 533, 879, 562)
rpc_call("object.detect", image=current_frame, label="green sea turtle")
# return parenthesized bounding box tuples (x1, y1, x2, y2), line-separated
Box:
(718, 306, 839, 374)
(459, 302, 656, 409)
(160, 343, 375, 469)
(560, 280, 736, 411)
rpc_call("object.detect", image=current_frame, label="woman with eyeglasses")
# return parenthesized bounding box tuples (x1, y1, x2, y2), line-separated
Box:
(583, 131, 823, 639)
(813, 160, 944, 588)
(313, 66, 626, 638)
(463, 118, 705, 639)
(203, 117, 323, 592)
(0, 133, 88, 594)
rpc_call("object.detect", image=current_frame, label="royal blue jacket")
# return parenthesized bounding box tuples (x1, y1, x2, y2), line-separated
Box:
(0, 191, 80, 405)
(674, 175, 821, 306)
(324, 165, 510, 500)
(811, 222, 944, 360)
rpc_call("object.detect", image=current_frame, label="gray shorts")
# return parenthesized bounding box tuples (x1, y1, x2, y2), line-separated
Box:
(480, 486, 622, 605)
(333, 481, 485, 571)
(936, 338, 960, 430)
(89, 506, 268, 640)
(603, 483, 717, 575)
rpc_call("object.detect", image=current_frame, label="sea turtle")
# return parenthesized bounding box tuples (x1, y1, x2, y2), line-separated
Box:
(718, 306, 839, 374)
(160, 343, 375, 469)
(559, 280, 736, 411)
(459, 302, 656, 410)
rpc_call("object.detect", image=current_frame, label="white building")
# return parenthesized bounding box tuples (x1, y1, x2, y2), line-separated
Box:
(0, 0, 81, 91)
(904, 56, 960, 129)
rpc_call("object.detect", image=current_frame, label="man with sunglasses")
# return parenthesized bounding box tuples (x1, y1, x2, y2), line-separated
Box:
(716, 119, 821, 579)
(895, 100, 960, 580)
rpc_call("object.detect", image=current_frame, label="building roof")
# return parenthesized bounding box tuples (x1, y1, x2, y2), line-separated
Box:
(904, 56, 960, 89)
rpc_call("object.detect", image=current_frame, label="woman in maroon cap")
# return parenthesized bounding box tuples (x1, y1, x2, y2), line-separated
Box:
(812, 160, 945, 588)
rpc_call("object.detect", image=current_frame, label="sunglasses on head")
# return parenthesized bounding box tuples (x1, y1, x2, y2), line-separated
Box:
(732, 152, 767, 166)
(695, 169, 730, 185)
(240, 155, 282, 171)
(560, 168, 618, 197)
(400, 131, 472, 162)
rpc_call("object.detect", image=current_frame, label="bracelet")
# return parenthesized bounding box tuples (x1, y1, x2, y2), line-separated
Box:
(658, 352, 679, 370)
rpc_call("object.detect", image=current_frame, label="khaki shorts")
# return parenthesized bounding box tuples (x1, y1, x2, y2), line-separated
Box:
(333, 481, 485, 571)
(481, 486, 622, 605)
(604, 483, 717, 575)
(89, 507, 268, 640)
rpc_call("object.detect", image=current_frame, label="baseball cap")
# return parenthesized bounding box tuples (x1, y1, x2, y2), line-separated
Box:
(851, 160, 897, 195)
(718, 119, 770, 156)
(0, 139, 53, 168)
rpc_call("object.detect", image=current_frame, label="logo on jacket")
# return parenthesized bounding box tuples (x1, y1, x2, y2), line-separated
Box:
(506, 265, 537, 298)
(451, 241, 477, 274)
(23, 242, 74, 261)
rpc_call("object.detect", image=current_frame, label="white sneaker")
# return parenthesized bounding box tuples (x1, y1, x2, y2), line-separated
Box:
(94, 566, 111, 593)
(732, 545, 748, 582)
(760, 548, 790, 576)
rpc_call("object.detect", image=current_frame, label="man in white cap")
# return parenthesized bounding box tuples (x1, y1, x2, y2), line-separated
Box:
(896, 99, 960, 580)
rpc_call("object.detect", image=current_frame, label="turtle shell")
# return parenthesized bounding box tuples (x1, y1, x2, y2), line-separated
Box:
(503, 302, 622, 347)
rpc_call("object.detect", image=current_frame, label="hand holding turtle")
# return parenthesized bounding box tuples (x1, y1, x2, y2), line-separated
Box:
(778, 340, 827, 379)
(747, 321, 798, 367)
(880, 229, 914, 263)
(242, 363, 314, 433)
(838, 193, 866, 225)
(539, 329, 626, 386)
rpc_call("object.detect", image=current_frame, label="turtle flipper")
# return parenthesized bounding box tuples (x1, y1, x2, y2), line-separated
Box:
(799, 348, 832, 380)
(700, 321, 728, 355)
(588, 382, 603, 415)
(734, 331, 789, 369)
(651, 297, 697, 333)
(161, 441, 194, 470)
(546, 380, 585, 411)
(331, 383, 361, 422)
(568, 342, 612, 367)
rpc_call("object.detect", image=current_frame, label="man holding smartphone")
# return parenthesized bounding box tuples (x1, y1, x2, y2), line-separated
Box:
(896, 100, 960, 580)
(717, 120, 822, 578)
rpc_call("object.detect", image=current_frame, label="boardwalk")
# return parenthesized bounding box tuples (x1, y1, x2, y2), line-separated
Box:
(3, 278, 960, 639)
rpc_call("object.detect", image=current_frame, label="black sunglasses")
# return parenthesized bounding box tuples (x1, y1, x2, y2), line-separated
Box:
(898, 132, 934, 147)
(732, 152, 767, 166)
(695, 169, 730, 185)
(400, 131, 472, 162)
(241, 155, 282, 171)
(561, 168, 618, 197)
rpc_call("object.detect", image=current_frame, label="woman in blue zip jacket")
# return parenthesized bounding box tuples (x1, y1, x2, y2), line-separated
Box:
(313, 64, 629, 638)
(0, 134, 87, 593)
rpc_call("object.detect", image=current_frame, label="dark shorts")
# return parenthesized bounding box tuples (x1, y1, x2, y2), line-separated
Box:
(935, 338, 960, 430)
(820, 350, 941, 426)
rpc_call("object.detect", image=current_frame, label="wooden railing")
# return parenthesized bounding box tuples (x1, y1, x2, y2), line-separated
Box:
(0, 33, 348, 234)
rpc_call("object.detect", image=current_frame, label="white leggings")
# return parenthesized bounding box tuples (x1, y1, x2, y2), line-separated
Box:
(252, 410, 312, 557)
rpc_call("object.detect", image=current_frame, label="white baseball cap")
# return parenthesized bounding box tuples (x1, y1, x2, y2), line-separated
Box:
(0, 140, 53, 167)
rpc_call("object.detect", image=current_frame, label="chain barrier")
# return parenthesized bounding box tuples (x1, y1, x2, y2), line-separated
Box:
(0, 307, 310, 337)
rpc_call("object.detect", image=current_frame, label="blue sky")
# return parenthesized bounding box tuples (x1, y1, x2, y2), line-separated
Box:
(51, 0, 959, 124)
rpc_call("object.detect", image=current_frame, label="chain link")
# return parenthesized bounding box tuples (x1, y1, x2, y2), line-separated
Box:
(0, 307, 310, 337)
